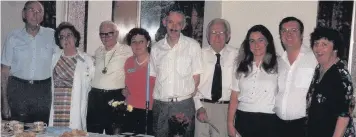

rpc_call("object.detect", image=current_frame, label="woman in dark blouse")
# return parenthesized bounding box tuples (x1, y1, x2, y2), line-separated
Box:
(306, 27, 355, 137)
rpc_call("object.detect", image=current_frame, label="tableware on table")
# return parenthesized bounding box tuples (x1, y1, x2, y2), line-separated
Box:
(7, 120, 20, 130)
(32, 121, 47, 133)
(13, 123, 24, 134)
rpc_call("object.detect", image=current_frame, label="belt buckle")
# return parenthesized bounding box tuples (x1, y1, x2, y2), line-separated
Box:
(29, 80, 34, 84)
(169, 98, 178, 102)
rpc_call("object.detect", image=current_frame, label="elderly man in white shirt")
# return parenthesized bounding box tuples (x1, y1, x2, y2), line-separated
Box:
(87, 21, 133, 135)
(1, 1, 56, 124)
(274, 17, 317, 137)
(194, 18, 237, 137)
(150, 7, 203, 137)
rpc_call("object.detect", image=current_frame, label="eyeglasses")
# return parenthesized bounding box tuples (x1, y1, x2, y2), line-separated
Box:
(210, 30, 225, 36)
(99, 32, 115, 38)
(281, 28, 299, 34)
(26, 8, 43, 14)
(59, 33, 74, 40)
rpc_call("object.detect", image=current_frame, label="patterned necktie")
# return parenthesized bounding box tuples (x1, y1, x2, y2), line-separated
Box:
(211, 53, 222, 102)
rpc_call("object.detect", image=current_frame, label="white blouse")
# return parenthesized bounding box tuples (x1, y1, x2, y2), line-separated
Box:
(231, 62, 278, 114)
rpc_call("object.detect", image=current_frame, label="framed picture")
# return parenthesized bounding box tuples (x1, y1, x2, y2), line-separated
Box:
(317, 1, 354, 61)
(140, 1, 205, 46)
(39, 1, 56, 29)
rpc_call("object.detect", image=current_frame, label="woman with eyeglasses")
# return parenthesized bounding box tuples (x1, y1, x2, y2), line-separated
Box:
(48, 22, 95, 130)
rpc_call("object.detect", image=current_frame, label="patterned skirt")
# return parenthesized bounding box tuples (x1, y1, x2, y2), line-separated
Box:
(53, 87, 72, 127)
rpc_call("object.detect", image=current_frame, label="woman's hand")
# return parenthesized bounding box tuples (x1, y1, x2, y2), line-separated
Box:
(228, 123, 240, 137)
(122, 86, 130, 97)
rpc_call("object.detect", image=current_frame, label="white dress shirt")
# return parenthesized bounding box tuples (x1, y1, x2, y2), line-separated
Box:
(194, 45, 238, 110)
(1, 27, 57, 80)
(275, 46, 317, 120)
(150, 34, 203, 101)
(91, 43, 133, 90)
(231, 62, 278, 114)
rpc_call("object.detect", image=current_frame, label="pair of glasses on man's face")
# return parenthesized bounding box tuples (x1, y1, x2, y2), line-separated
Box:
(26, 8, 43, 14)
(99, 32, 115, 38)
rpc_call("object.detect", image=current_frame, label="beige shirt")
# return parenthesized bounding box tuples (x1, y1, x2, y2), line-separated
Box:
(194, 45, 238, 110)
(275, 46, 317, 120)
(150, 34, 203, 101)
(91, 43, 133, 90)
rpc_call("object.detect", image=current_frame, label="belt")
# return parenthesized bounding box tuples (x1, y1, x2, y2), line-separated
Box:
(12, 76, 51, 84)
(282, 117, 307, 124)
(157, 95, 192, 102)
(200, 98, 230, 104)
(92, 88, 122, 92)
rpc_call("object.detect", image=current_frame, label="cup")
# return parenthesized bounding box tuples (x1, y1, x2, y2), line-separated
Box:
(13, 123, 24, 134)
(8, 120, 20, 130)
(33, 121, 47, 132)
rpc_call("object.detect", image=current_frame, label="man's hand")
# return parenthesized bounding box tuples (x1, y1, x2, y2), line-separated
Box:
(1, 65, 11, 119)
(1, 99, 11, 119)
(196, 107, 208, 122)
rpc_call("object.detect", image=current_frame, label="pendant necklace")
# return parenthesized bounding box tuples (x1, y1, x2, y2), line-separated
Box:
(102, 50, 116, 74)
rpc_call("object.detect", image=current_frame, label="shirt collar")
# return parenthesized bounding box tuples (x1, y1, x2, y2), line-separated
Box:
(208, 44, 228, 55)
(21, 26, 45, 36)
(163, 33, 184, 48)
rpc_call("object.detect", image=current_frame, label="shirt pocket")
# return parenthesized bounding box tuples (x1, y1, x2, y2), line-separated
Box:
(294, 68, 314, 88)
(41, 44, 53, 58)
(176, 56, 192, 77)
(13, 44, 28, 61)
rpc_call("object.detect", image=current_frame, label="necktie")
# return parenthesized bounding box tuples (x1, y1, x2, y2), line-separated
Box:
(211, 53, 222, 102)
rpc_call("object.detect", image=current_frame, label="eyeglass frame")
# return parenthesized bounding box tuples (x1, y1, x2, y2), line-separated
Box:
(99, 31, 115, 38)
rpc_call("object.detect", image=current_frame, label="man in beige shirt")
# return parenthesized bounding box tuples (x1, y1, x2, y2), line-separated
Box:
(87, 21, 133, 135)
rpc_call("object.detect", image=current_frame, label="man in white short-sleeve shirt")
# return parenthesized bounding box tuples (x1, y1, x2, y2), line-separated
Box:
(274, 16, 317, 137)
(150, 7, 203, 137)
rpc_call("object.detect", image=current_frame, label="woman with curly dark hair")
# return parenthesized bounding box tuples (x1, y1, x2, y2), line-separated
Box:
(306, 27, 355, 137)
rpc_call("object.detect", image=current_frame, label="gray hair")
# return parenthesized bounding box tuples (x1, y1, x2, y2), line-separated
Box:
(206, 18, 231, 43)
(99, 20, 119, 32)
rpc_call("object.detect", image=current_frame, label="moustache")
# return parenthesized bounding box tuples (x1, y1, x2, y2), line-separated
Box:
(169, 29, 178, 32)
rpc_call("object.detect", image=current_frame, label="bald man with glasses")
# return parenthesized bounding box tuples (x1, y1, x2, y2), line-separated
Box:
(86, 21, 133, 134)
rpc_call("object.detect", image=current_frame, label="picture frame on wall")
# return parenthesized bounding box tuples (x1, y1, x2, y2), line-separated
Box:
(317, 1, 354, 61)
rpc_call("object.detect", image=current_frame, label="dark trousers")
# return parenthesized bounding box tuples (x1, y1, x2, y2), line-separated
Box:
(6, 76, 51, 124)
(152, 98, 195, 137)
(276, 117, 307, 137)
(235, 110, 277, 137)
(124, 108, 153, 135)
(86, 88, 125, 135)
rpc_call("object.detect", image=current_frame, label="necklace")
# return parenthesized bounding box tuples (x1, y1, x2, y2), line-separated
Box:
(318, 57, 339, 82)
(102, 50, 116, 74)
(135, 56, 149, 66)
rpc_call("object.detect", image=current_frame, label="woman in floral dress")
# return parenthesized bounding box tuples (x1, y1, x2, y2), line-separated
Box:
(306, 27, 355, 137)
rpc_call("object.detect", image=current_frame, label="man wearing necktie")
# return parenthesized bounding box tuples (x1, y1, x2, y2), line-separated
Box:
(194, 18, 238, 137)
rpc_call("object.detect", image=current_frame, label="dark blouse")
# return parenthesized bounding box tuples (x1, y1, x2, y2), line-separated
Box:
(306, 60, 355, 137)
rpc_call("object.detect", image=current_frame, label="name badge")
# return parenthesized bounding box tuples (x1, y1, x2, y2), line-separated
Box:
(127, 68, 136, 73)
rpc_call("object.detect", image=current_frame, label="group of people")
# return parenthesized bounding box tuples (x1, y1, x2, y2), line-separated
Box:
(1, 1, 355, 137)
